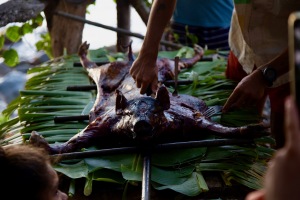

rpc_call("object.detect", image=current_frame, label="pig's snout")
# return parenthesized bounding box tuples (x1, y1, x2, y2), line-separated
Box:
(133, 120, 153, 137)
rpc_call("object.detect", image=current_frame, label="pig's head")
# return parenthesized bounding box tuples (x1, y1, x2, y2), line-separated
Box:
(115, 86, 170, 141)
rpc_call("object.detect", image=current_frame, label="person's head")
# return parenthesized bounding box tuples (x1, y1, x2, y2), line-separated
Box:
(0, 144, 67, 200)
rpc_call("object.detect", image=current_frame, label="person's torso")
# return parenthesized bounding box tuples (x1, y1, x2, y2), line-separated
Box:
(172, 0, 234, 28)
(233, 0, 300, 67)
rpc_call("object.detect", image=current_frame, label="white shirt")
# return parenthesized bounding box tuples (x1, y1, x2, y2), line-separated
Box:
(229, 0, 300, 74)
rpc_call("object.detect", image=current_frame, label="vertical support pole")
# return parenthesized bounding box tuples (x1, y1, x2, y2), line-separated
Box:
(141, 153, 151, 200)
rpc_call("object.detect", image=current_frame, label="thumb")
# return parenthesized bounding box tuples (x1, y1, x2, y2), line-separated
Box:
(284, 96, 300, 149)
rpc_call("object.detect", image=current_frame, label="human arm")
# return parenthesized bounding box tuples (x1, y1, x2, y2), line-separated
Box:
(130, 0, 176, 95)
(264, 96, 300, 200)
(223, 49, 289, 112)
(245, 96, 300, 200)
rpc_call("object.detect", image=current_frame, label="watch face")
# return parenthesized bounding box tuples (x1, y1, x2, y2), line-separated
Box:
(264, 68, 277, 82)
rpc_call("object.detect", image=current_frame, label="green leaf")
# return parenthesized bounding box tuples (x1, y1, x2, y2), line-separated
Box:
(92, 168, 125, 184)
(68, 179, 76, 197)
(35, 33, 53, 58)
(31, 14, 44, 28)
(3, 49, 19, 67)
(176, 46, 195, 58)
(158, 46, 194, 59)
(153, 172, 206, 196)
(151, 165, 195, 186)
(6, 26, 21, 42)
(152, 147, 207, 167)
(120, 164, 142, 181)
(88, 47, 108, 59)
(106, 55, 116, 62)
(84, 174, 93, 196)
(84, 154, 136, 173)
(158, 50, 178, 59)
(0, 35, 5, 49)
(35, 14, 44, 25)
(54, 160, 89, 179)
(21, 23, 34, 35)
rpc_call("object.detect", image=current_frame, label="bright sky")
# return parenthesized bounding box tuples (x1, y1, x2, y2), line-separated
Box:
(0, 0, 147, 62)
(84, 0, 147, 51)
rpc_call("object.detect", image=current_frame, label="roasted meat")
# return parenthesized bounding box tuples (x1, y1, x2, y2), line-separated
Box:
(30, 42, 265, 154)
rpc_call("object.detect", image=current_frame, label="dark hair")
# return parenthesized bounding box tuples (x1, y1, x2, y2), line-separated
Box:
(0, 144, 53, 200)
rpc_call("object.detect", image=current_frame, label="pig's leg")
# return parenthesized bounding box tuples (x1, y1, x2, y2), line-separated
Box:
(179, 45, 204, 69)
(29, 116, 119, 154)
(157, 45, 204, 82)
(78, 41, 98, 69)
(195, 117, 267, 138)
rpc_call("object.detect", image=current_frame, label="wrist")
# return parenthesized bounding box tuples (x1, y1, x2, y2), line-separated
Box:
(252, 68, 270, 89)
(260, 66, 277, 87)
(139, 46, 158, 60)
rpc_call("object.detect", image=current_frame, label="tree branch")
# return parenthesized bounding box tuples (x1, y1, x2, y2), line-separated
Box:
(0, 0, 46, 27)
(129, 0, 150, 25)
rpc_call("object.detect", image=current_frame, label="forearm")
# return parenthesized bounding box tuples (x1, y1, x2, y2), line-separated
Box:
(140, 0, 176, 57)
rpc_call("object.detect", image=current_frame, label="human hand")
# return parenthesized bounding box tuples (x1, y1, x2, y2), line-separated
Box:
(263, 96, 300, 200)
(245, 96, 300, 200)
(223, 69, 266, 112)
(130, 52, 158, 95)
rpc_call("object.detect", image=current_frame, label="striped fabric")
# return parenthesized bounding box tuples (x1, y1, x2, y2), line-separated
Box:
(170, 21, 230, 51)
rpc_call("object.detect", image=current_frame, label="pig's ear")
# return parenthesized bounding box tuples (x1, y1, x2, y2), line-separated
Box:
(115, 90, 128, 114)
(155, 85, 170, 110)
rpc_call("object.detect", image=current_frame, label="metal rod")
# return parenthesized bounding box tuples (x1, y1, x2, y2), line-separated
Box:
(51, 138, 253, 160)
(73, 61, 109, 67)
(51, 146, 138, 160)
(163, 80, 193, 86)
(66, 85, 97, 91)
(142, 153, 151, 200)
(73, 57, 211, 68)
(172, 56, 179, 96)
(54, 115, 89, 123)
(65, 80, 193, 92)
(156, 138, 253, 150)
(54, 11, 183, 49)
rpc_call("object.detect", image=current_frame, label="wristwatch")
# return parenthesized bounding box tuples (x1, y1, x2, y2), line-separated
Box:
(261, 67, 277, 87)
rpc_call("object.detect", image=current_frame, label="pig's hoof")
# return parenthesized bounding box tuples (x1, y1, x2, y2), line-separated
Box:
(78, 41, 90, 57)
(193, 44, 204, 55)
(241, 123, 269, 138)
(29, 131, 51, 152)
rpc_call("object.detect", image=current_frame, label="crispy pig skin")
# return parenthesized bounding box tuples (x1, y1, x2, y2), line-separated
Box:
(30, 42, 266, 154)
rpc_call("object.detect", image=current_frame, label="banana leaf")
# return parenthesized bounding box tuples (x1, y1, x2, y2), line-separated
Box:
(0, 47, 275, 197)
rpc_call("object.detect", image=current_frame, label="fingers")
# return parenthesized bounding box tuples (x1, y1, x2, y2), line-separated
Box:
(140, 81, 148, 94)
(284, 96, 300, 149)
(139, 76, 156, 94)
(129, 65, 137, 80)
(130, 61, 158, 95)
(151, 79, 158, 94)
(223, 91, 240, 112)
(136, 78, 142, 89)
(223, 87, 259, 113)
(130, 63, 143, 88)
(139, 76, 158, 95)
(245, 189, 266, 200)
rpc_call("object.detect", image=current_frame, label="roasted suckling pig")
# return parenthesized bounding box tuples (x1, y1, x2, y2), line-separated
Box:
(30, 42, 265, 154)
